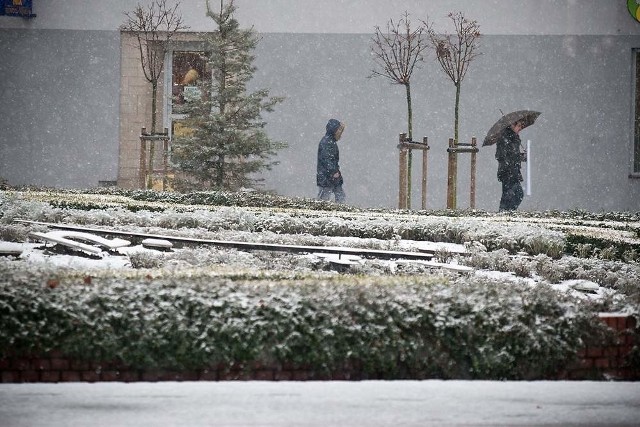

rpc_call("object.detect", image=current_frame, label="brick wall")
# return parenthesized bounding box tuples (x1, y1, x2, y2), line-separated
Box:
(562, 313, 638, 380)
(1, 314, 637, 383)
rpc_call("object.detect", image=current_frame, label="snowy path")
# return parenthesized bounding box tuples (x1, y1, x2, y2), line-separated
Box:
(1, 381, 639, 426)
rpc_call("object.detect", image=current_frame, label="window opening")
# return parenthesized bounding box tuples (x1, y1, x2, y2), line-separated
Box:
(163, 49, 208, 173)
(164, 50, 208, 139)
(171, 51, 208, 116)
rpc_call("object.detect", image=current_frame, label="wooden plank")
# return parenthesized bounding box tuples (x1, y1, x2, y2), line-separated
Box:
(29, 231, 103, 254)
(15, 220, 434, 261)
(0, 242, 23, 257)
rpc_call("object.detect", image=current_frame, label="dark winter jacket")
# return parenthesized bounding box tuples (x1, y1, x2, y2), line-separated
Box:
(316, 119, 344, 187)
(495, 127, 523, 183)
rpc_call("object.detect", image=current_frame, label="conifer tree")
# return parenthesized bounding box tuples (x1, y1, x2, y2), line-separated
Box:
(172, 0, 285, 191)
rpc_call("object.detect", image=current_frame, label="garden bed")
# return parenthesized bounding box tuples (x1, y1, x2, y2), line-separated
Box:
(0, 188, 639, 380)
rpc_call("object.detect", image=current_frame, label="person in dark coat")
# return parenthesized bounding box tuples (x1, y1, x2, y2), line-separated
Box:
(496, 121, 524, 211)
(316, 118, 346, 203)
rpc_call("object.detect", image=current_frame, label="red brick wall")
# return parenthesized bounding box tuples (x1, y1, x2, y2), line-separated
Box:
(562, 313, 638, 380)
(1, 314, 637, 383)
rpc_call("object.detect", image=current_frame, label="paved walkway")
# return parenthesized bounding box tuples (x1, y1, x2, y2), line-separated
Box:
(1, 381, 639, 426)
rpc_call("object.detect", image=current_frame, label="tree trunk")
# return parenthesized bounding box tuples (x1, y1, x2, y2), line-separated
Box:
(454, 82, 460, 146)
(450, 82, 462, 209)
(406, 83, 413, 210)
(216, 155, 225, 188)
(217, 60, 227, 189)
(151, 82, 158, 134)
(147, 82, 159, 189)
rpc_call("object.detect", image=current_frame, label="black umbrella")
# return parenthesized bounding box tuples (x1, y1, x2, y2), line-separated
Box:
(482, 110, 541, 146)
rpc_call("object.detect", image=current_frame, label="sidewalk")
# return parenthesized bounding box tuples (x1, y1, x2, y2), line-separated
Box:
(1, 380, 639, 426)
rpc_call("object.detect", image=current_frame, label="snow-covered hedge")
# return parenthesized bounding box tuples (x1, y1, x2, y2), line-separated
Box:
(465, 250, 640, 297)
(1, 190, 567, 257)
(2, 189, 639, 379)
(0, 263, 610, 380)
(5, 188, 639, 261)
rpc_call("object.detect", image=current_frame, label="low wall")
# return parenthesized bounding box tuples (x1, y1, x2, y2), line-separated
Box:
(561, 313, 638, 380)
(1, 314, 637, 383)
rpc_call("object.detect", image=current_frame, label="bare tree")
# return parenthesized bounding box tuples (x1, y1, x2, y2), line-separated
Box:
(370, 12, 430, 209)
(427, 12, 481, 209)
(121, 0, 189, 134)
(427, 12, 481, 147)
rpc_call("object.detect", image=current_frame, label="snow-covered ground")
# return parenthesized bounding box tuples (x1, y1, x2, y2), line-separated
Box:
(1, 192, 639, 425)
(1, 189, 637, 343)
(1, 381, 639, 427)
(0, 236, 619, 303)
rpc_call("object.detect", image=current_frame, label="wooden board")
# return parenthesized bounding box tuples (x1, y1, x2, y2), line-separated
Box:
(16, 220, 434, 261)
(141, 238, 173, 249)
(28, 230, 131, 255)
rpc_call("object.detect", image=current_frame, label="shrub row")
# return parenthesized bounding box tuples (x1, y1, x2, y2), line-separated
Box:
(0, 264, 612, 380)
(10, 187, 640, 224)
(1, 191, 566, 257)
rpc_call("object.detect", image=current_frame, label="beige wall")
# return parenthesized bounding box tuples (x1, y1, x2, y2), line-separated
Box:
(118, 32, 157, 188)
(118, 32, 208, 189)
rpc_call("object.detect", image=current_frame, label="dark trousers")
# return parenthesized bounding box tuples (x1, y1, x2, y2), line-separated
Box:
(318, 185, 346, 203)
(499, 179, 523, 211)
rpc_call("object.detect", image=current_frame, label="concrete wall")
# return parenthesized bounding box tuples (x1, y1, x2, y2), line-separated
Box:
(1, 1, 637, 36)
(1, 1, 640, 211)
(253, 32, 640, 211)
(0, 29, 120, 187)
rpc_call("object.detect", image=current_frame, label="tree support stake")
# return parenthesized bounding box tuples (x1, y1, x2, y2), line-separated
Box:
(398, 133, 430, 210)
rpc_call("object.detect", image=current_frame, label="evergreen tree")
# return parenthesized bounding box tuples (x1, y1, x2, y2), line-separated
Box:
(172, 0, 285, 191)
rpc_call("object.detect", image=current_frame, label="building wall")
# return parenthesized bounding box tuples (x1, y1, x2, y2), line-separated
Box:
(1, 1, 640, 211)
(0, 28, 120, 188)
(118, 32, 154, 189)
(253, 32, 640, 211)
(1, 0, 634, 36)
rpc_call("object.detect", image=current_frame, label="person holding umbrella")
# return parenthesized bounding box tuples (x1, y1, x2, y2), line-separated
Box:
(484, 110, 541, 212)
(496, 121, 525, 211)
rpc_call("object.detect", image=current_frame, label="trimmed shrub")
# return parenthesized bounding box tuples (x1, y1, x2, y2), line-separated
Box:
(0, 265, 609, 380)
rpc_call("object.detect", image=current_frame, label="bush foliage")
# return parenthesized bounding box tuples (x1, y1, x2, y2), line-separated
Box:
(1, 188, 638, 379)
(0, 263, 609, 380)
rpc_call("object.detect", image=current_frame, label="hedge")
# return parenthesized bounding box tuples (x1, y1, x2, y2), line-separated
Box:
(0, 265, 611, 380)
